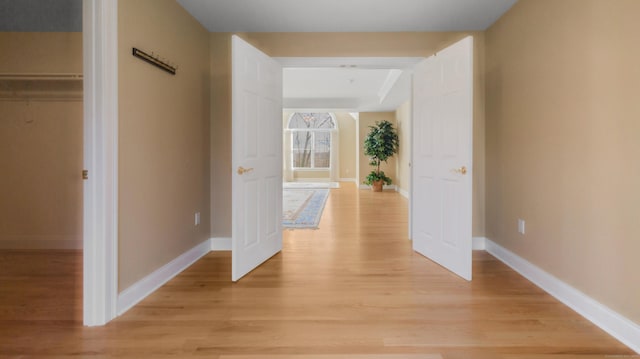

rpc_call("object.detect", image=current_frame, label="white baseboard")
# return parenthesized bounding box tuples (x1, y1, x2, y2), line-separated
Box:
(210, 237, 232, 251)
(472, 236, 486, 250)
(116, 239, 211, 316)
(291, 178, 330, 182)
(485, 239, 640, 354)
(0, 236, 83, 250)
(339, 178, 357, 184)
(397, 187, 409, 199)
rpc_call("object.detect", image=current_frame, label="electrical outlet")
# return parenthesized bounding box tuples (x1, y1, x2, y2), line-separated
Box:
(195, 212, 200, 226)
(518, 219, 525, 234)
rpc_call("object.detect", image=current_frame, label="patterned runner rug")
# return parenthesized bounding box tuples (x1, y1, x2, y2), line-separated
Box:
(282, 189, 329, 229)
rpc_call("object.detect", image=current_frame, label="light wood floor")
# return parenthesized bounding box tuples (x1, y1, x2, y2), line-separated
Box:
(0, 182, 634, 358)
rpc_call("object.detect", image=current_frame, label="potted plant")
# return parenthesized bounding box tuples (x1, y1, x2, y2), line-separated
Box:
(363, 120, 399, 192)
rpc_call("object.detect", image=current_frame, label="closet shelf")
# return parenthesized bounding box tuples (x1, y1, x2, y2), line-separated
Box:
(0, 73, 83, 102)
(0, 73, 83, 81)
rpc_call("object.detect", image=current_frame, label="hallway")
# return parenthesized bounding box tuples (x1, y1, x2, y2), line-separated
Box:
(0, 182, 632, 357)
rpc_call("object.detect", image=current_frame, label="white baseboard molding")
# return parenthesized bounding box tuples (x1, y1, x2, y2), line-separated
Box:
(397, 187, 409, 199)
(0, 236, 83, 250)
(116, 239, 211, 316)
(291, 178, 330, 182)
(472, 236, 486, 250)
(359, 184, 398, 191)
(339, 178, 357, 184)
(210, 237, 232, 251)
(485, 239, 640, 354)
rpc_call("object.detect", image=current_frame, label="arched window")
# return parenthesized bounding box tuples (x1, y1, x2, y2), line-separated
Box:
(288, 112, 336, 169)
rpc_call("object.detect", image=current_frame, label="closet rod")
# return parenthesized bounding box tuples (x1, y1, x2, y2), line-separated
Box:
(0, 73, 83, 81)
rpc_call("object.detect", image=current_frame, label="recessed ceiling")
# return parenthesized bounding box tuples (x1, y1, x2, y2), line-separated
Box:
(280, 57, 422, 112)
(177, 0, 517, 32)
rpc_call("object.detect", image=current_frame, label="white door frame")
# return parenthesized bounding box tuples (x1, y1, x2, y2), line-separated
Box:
(82, 0, 119, 326)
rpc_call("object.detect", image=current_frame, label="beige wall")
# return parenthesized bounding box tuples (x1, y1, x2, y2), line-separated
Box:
(485, 0, 640, 324)
(118, 0, 211, 291)
(0, 32, 83, 73)
(0, 33, 83, 249)
(210, 33, 232, 238)
(211, 32, 487, 237)
(336, 113, 357, 181)
(359, 112, 397, 186)
(243, 32, 479, 58)
(395, 101, 411, 194)
(293, 171, 329, 180)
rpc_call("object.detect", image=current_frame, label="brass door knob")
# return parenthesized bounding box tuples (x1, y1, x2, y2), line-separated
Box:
(452, 166, 467, 175)
(237, 166, 254, 175)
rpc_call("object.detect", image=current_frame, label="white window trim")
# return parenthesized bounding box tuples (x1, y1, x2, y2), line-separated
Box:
(289, 129, 332, 170)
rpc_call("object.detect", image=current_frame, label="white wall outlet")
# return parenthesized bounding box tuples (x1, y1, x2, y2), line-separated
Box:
(195, 212, 200, 226)
(518, 219, 525, 234)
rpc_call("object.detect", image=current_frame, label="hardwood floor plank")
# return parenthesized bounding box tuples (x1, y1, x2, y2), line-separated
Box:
(0, 182, 634, 357)
(217, 355, 443, 359)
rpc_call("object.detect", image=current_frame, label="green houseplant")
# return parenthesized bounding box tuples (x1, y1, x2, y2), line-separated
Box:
(363, 120, 399, 192)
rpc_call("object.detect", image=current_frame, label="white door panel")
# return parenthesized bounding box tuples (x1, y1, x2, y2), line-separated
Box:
(232, 36, 283, 282)
(412, 36, 473, 281)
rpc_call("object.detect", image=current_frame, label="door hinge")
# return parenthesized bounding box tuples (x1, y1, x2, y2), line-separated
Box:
(82, 170, 89, 180)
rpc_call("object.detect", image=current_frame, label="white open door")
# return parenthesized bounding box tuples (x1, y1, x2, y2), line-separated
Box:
(231, 35, 283, 281)
(411, 36, 473, 281)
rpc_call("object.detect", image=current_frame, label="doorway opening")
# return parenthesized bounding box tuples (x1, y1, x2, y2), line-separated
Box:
(0, 3, 84, 325)
(279, 57, 421, 193)
(278, 57, 421, 237)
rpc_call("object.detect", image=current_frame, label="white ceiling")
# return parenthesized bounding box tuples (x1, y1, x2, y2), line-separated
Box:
(176, 0, 517, 32)
(280, 57, 422, 112)
(176, 0, 518, 112)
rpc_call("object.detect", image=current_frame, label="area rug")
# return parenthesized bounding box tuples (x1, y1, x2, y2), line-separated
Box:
(282, 188, 330, 229)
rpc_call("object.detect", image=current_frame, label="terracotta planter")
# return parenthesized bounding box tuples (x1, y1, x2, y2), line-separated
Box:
(371, 180, 384, 192)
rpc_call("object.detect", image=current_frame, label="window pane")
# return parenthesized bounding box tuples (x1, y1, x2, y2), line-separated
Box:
(288, 113, 335, 129)
(292, 131, 312, 168)
(314, 132, 331, 168)
(289, 113, 335, 169)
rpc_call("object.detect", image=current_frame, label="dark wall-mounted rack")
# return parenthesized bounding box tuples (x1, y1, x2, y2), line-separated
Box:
(132, 48, 176, 75)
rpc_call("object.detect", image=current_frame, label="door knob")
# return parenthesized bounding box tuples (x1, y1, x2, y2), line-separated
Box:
(452, 166, 467, 175)
(237, 166, 254, 175)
